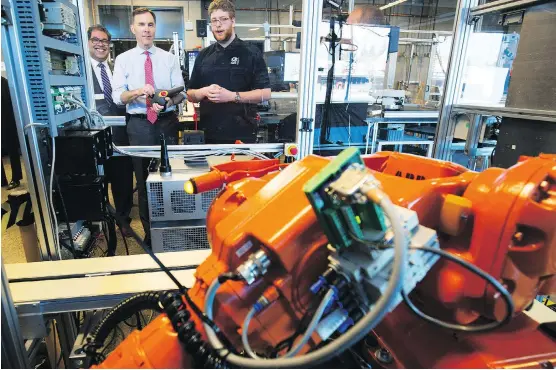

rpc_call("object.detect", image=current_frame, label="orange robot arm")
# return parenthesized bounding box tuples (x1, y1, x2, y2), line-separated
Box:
(94, 151, 555, 369)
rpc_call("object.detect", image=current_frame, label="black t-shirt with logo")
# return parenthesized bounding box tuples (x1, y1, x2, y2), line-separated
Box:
(187, 37, 270, 143)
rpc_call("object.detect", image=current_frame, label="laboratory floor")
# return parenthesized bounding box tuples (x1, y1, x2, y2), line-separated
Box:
(1, 156, 147, 265)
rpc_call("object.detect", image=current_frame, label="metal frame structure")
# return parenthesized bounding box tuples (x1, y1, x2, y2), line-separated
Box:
(433, 0, 478, 160)
(1, 0, 55, 261)
(452, 105, 556, 122)
(377, 140, 435, 157)
(469, 0, 551, 17)
(296, 0, 324, 158)
(5, 251, 207, 365)
(2, 262, 30, 368)
(433, 0, 555, 161)
(2, 0, 94, 260)
(118, 143, 286, 155)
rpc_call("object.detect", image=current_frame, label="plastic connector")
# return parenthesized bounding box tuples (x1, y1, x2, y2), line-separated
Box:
(254, 286, 280, 313)
(310, 277, 327, 294)
(310, 267, 337, 294)
(337, 316, 354, 334)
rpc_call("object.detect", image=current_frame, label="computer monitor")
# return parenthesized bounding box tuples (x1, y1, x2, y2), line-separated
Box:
(284, 52, 301, 82)
(187, 50, 199, 79)
(264, 51, 287, 92)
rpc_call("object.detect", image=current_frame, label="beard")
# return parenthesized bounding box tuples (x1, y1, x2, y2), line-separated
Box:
(213, 27, 233, 43)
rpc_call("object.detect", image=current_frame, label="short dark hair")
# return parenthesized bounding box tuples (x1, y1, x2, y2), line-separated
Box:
(132, 7, 156, 23)
(87, 24, 111, 41)
(208, 0, 236, 19)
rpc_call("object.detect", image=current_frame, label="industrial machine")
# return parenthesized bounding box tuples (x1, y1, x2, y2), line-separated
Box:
(370, 89, 406, 111)
(147, 158, 220, 253)
(81, 149, 555, 369)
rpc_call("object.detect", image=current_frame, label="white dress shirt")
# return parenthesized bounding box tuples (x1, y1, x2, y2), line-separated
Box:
(90, 57, 113, 91)
(112, 45, 184, 114)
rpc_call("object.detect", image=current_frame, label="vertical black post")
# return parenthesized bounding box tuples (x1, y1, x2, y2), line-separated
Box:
(159, 134, 172, 176)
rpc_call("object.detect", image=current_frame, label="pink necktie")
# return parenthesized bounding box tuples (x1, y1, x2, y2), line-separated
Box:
(144, 51, 157, 124)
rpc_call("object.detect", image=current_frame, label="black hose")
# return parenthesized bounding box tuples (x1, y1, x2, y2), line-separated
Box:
(160, 291, 228, 368)
(84, 291, 164, 363)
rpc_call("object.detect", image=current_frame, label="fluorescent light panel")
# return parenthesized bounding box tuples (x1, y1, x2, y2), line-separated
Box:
(380, 0, 408, 10)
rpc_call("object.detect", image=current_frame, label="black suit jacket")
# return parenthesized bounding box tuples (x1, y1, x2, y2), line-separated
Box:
(91, 61, 128, 146)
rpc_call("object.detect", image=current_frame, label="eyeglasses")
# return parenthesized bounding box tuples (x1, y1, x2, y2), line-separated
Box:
(210, 17, 231, 25)
(90, 37, 110, 46)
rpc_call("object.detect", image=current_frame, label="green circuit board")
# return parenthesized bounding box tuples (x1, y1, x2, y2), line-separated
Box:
(304, 147, 386, 250)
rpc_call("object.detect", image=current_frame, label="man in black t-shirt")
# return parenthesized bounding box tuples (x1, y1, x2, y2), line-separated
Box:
(187, 0, 271, 144)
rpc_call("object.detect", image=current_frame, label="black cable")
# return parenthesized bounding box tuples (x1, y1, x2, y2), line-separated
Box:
(270, 307, 315, 357)
(46, 135, 77, 258)
(59, 240, 78, 258)
(159, 292, 228, 368)
(104, 204, 226, 339)
(348, 231, 514, 332)
(401, 245, 514, 332)
(106, 204, 187, 293)
(54, 176, 77, 256)
(119, 225, 130, 255)
(84, 292, 164, 364)
(101, 325, 124, 358)
(53, 320, 58, 368)
(135, 312, 143, 330)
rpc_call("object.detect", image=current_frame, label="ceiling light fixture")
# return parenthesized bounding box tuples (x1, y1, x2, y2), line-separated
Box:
(380, 0, 408, 10)
(249, 27, 260, 31)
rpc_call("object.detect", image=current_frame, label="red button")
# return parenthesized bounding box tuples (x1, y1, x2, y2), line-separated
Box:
(290, 147, 298, 155)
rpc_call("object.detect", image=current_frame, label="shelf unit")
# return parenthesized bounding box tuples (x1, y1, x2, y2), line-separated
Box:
(41, 35, 81, 55)
(53, 108, 85, 125)
(13, 0, 90, 134)
(6, 0, 92, 263)
(49, 74, 85, 86)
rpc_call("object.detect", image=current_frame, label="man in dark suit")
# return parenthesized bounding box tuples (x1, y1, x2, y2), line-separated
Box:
(88, 24, 134, 236)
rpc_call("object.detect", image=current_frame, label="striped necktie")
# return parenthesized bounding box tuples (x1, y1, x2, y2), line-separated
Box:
(98, 63, 113, 106)
(144, 51, 157, 124)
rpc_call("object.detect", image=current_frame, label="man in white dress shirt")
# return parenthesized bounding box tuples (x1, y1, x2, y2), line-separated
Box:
(88, 24, 133, 237)
(112, 8, 185, 245)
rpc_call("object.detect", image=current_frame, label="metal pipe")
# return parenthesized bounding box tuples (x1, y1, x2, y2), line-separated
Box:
(2, 266, 29, 369)
(172, 32, 180, 65)
(119, 143, 284, 153)
(433, 0, 478, 159)
(399, 38, 435, 43)
(470, 0, 546, 17)
(289, 5, 294, 25)
(234, 7, 302, 13)
(296, 0, 324, 158)
(399, 29, 453, 35)
(235, 23, 301, 29)
(464, 114, 484, 158)
(78, 0, 95, 111)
